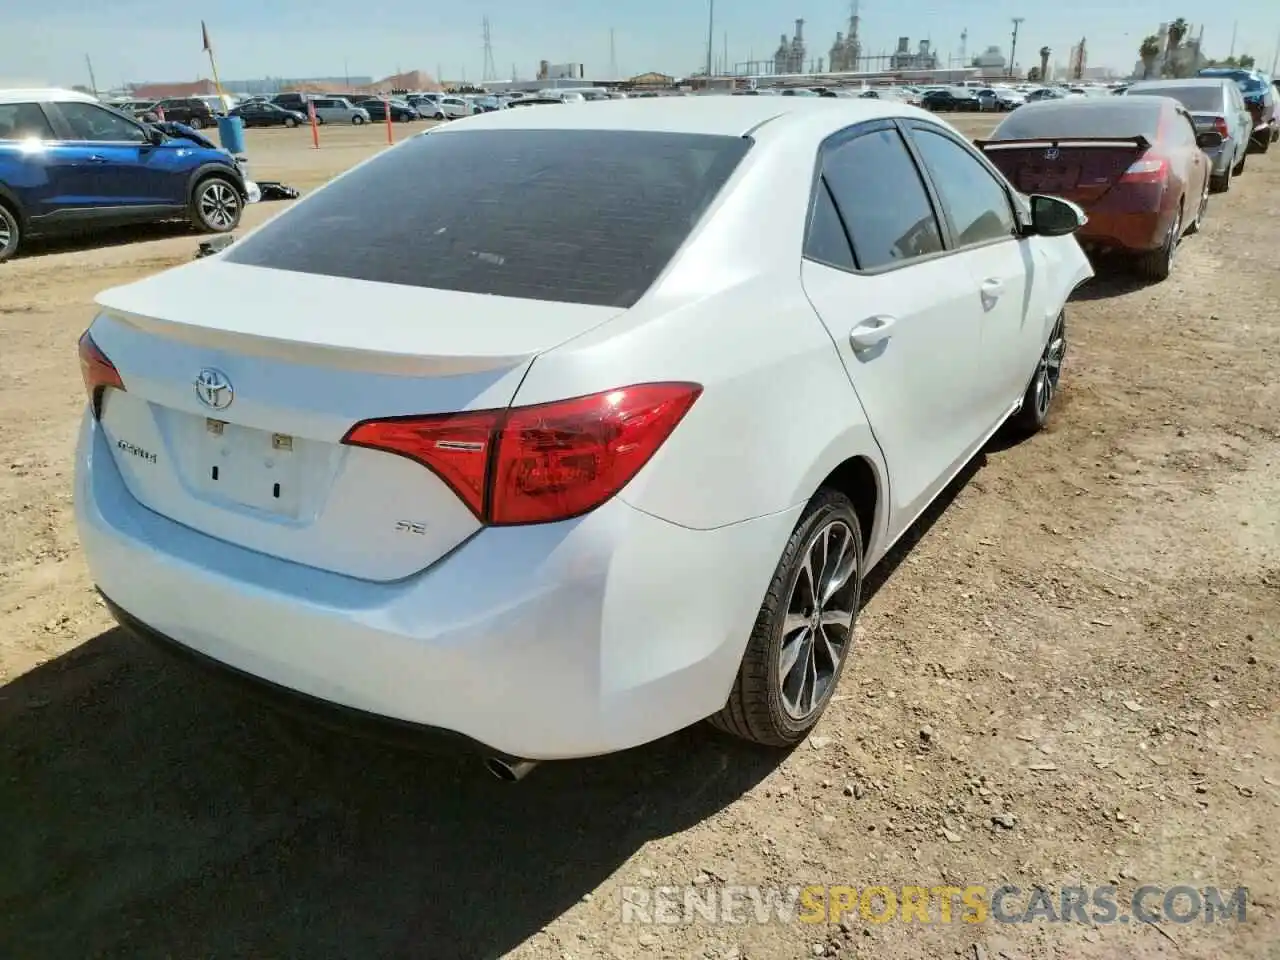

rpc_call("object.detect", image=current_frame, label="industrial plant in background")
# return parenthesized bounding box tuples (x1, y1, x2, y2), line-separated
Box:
(537, 61, 585, 81)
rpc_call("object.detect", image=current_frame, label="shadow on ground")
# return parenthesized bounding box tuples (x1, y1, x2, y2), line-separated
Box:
(0, 631, 783, 958)
(15, 221, 206, 260)
(0, 452, 990, 958)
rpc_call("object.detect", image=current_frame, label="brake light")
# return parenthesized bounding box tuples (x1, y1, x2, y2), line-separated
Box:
(343, 382, 702, 525)
(1213, 117, 1230, 140)
(78, 331, 125, 418)
(1119, 157, 1168, 184)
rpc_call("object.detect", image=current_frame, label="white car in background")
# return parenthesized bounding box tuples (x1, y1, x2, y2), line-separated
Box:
(438, 96, 476, 119)
(75, 97, 1091, 779)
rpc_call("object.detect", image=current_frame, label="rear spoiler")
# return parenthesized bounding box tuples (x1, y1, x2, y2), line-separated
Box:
(973, 135, 1151, 151)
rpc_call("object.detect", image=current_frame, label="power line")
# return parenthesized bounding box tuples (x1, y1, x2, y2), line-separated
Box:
(482, 16, 497, 82)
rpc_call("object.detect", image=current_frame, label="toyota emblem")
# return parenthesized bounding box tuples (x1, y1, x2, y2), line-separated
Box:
(194, 368, 234, 410)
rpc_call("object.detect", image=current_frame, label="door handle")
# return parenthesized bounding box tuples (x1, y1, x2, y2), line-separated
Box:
(980, 278, 1004, 307)
(87, 154, 107, 163)
(849, 315, 897, 350)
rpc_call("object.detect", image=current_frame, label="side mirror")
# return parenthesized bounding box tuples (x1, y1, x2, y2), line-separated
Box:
(146, 126, 166, 145)
(1027, 194, 1087, 237)
(1195, 130, 1224, 149)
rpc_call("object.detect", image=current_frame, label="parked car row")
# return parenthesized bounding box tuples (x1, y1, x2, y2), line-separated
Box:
(976, 74, 1277, 281)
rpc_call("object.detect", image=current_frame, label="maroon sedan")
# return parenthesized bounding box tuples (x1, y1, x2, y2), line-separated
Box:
(976, 97, 1220, 281)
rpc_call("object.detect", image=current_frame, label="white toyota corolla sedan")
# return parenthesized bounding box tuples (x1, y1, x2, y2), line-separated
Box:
(75, 96, 1092, 777)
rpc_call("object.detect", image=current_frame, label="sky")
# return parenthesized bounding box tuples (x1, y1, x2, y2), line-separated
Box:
(5, 0, 1278, 89)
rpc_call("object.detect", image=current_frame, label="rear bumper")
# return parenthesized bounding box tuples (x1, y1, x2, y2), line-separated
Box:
(75, 411, 797, 760)
(1076, 209, 1165, 253)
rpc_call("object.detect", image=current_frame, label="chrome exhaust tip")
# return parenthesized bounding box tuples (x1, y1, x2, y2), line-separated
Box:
(485, 757, 539, 782)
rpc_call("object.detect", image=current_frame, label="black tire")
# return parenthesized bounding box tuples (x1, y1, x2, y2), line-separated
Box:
(1134, 203, 1181, 282)
(710, 489, 864, 747)
(0, 201, 21, 263)
(285, 117, 298, 128)
(434, 111, 445, 120)
(1009, 311, 1066, 436)
(189, 175, 243, 233)
(352, 115, 365, 125)
(188, 116, 204, 129)
(1232, 151, 1247, 176)
(1210, 165, 1231, 193)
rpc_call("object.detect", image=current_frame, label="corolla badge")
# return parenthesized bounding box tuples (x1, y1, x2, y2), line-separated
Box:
(1044, 147, 1061, 160)
(194, 368, 234, 410)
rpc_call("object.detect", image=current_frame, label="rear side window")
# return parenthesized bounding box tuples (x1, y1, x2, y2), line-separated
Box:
(821, 127, 943, 271)
(804, 180, 856, 269)
(0, 102, 55, 140)
(224, 129, 752, 308)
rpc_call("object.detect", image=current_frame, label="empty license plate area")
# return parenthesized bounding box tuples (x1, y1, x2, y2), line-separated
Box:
(1020, 165, 1081, 193)
(193, 417, 304, 517)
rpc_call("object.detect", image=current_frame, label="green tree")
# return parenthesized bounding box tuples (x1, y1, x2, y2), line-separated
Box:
(1239, 53, 1256, 69)
(1139, 35, 1162, 79)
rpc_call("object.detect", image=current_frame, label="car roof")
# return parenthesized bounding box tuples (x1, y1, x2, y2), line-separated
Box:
(1129, 78, 1229, 89)
(423, 94, 924, 139)
(0, 88, 99, 106)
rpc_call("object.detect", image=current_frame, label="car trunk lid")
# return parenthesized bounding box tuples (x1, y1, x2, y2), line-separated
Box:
(89, 258, 624, 582)
(976, 136, 1150, 205)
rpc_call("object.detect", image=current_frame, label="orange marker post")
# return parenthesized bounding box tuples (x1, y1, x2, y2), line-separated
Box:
(308, 99, 320, 149)
(384, 96, 394, 144)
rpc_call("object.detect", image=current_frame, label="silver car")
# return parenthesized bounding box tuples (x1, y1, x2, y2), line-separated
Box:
(1123, 79, 1251, 191)
(310, 96, 371, 125)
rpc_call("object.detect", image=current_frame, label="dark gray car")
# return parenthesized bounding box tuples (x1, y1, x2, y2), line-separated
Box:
(1123, 78, 1251, 191)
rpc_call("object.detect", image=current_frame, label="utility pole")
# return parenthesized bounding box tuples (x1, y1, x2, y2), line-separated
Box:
(1271, 27, 1280, 74)
(609, 28, 618, 80)
(482, 17, 497, 82)
(705, 0, 715, 77)
(723, 32, 728, 76)
(84, 54, 98, 98)
(1228, 21, 1237, 58)
(1009, 18, 1024, 78)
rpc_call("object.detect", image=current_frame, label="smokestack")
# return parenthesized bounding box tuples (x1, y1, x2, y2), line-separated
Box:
(897, 36, 909, 54)
(794, 18, 805, 41)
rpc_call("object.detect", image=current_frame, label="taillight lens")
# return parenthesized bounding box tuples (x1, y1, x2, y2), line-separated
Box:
(78, 331, 125, 418)
(1213, 117, 1230, 140)
(343, 382, 702, 526)
(1120, 157, 1168, 184)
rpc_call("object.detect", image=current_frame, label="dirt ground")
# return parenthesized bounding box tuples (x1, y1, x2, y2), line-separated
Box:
(0, 117, 1276, 959)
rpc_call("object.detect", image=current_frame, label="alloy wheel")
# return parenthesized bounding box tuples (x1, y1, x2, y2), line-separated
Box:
(199, 181, 240, 230)
(1034, 313, 1066, 419)
(0, 213, 12, 252)
(778, 520, 860, 720)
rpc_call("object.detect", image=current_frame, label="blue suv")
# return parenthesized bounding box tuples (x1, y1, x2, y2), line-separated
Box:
(0, 89, 246, 262)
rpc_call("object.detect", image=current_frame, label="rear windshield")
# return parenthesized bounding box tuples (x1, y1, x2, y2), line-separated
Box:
(1128, 85, 1224, 112)
(991, 101, 1161, 141)
(224, 128, 751, 308)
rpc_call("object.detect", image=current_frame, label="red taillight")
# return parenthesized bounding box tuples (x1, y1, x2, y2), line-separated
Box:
(78, 331, 124, 418)
(1119, 157, 1169, 184)
(343, 382, 702, 526)
(1213, 117, 1230, 140)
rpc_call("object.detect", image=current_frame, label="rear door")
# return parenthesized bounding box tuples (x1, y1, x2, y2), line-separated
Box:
(799, 121, 991, 538)
(903, 120, 1038, 419)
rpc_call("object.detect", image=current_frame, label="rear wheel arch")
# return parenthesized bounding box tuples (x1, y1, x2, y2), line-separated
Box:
(816, 456, 880, 560)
